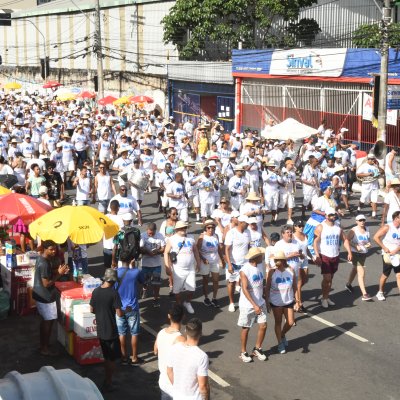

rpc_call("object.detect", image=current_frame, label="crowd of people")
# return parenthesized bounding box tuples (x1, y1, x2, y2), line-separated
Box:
(2, 90, 400, 399)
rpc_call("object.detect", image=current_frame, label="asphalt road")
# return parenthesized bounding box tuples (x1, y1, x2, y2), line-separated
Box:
(1, 186, 399, 400)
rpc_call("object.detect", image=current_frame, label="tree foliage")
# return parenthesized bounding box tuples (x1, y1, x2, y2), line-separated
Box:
(162, 0, 320, 61)
(353, 23, 400, 48)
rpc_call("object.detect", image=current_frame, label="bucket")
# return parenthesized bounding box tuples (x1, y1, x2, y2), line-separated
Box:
(0, 366, 103, 400)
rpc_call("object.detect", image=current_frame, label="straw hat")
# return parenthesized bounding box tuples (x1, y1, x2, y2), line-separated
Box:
(273, 250, 287, 260)
(234, 165, 244, 171)
(246, 192, 260, 201)
(117, 147, 129, 155)
(175, 221, 189, 230)
(334, 166, 345, 173)
(245, 247, 266, 260)
(391, 178, 400, 186)
(203, 219, 216, 227)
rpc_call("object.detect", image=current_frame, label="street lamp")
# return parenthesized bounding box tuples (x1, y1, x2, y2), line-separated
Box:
(24, 19, 47, 80)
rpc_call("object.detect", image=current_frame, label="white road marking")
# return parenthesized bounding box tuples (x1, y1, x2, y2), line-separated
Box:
(141, 321, 231, 387)
(304, 312, 370, 343)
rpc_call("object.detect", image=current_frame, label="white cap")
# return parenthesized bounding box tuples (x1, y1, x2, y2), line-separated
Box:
(56, 142, 63, 147)
(24, 134, 31, 139)
(238, 215, 250, 223)
(208, 160, 216, 167)
(122, 212, 134, 221)
(356, 214, 366, 221)
(231, 210, 240, 218)
(325, 207, 336, 216)
(38, 186, 48, 195)
(248, 217, 258, 224)
(340, 128, 349, 133)
(334, 152, 341, 158)
(367, 153, 375, 159)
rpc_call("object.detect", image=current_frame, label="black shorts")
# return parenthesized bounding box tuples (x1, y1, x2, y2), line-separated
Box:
(269, 301, 295, 309)
(99, 338, 121, 361)
(382, 259, 400, 277)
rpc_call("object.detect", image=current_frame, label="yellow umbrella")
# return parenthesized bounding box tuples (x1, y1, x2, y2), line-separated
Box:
(57, 93, 77, 101)
(29, 205, 120, 244)
(5, 82, 22, 90)
(113, 95, 131, 105)
(0, 186, 11, 195)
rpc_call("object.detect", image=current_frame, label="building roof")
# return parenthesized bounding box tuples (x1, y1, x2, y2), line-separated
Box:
(12, 0, 162, 18)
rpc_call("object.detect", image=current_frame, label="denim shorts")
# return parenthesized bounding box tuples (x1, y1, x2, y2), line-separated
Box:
(116, 309, 140, 336)
(141, 266, 162, 286)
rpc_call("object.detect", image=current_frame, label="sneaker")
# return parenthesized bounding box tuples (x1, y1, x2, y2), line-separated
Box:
(345, 283, 354, 293)
(327, 298, 335, 306)
(281, 336, 288, 347)
(183, 301, 195, 314)
(153, 299, 160, 307)
(203, 297, 212, 307)
(252, 347, 267, 361)
(286, 219, 294, 225)
(376, 291, 386, 301)
(321, 299, 329, 309)
(211, 298, 220, 308)
(121, 358, 129, 366)
(362, 294, 373, 301)
(228, 303, 236, 312)
(277, 342, 286, 354)
(130, 357, 145, 366)
(239, 352, 253, 363)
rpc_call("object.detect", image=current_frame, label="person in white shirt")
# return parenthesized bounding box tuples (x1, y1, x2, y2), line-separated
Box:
(73, 165, 92, 206)
(237, 247, 268, 363)
(196, 220, 224, 308)
(140, 222, 166, 307)
(356, 154, 384, 218)
(94, 162, 116, 213)
(159, 163, 175, 214)
(301, 156, 320, 218)
(164, 221, 201, 314)
(103, 200, 124, 269)
(261, 161, 281, 224)
(108, 185, 143, 225)
(20, 135, 35, 158)
(278, 159, 297, 225)
(224, 215, 251, 312)
(384, 147, 399, 189)
(167, 318, 210, 400)
(166, 173, 188, 222)
(243, 147, 260, 193)
(228, 165, 249, 211)
(382, 178, 400, 224)
(192, 167, 218, 223)
(154, 304, 185, 400)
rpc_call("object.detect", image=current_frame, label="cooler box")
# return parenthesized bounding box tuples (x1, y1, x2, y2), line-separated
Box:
(73, 304, 97, 339)
(73, 333, 104, 365)
(56, 282, 91, 331)
(57, 322, 74, 356)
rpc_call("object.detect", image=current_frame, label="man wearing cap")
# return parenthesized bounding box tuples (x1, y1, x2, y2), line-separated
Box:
(159, 162, 176, 214)
(60, 133, 75, 188)
(90, 268, 123, 392)
(164, 221, 201, 314)
(313, 207, 352, 309)
(166, 172, 189, 222)
(224, 215, 251, 312)
(382, 178, 400, 225)
(32, 116, 45, 151)
(222, 151, 238, 179)
(228, 165, 249, 211)
(373, 210, 400, 301)
(113, 148, 133, 186)
(237, 247, 267, 363)
(243, 146, 261, 193)
(356, 154, 383, 218)
(261, 161, 281, 224)
(384, 147, 399, 189)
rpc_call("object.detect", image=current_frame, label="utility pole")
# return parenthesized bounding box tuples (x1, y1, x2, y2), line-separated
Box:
(376, 0, 392, 154)
(94, 0, 104, 98)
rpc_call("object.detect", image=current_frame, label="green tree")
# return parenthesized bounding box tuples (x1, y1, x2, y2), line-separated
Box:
(353, 23, 400, 48)
(162, 0, 320, 61)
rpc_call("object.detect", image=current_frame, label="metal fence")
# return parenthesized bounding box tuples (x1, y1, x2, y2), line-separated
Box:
(241, 79, 400, 147)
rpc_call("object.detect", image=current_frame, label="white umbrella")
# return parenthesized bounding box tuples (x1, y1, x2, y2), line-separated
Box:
(269, 118, 318, 141)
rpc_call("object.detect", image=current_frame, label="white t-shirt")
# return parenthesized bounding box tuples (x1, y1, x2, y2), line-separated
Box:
(274, 239, 301, 273)
(140, 232, 165, 268)
(166, 181, 187, 210)
(103, 214, 124, 250)
(224, 228, 251, 266)
(108, 194, 140, 214)
(169, 234, 196, 271)
(157, 328, 183, 396)
(167, 342, 209, 400)
(199, 234, 219, 264)
(239, 262, 265, 309)
(384, 190, 400, 223)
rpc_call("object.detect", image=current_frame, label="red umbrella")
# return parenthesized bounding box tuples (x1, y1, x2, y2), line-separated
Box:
(129, 95, 154, 104)
(79, 90, 96, 99)
(0, 193, 52, 225)
(98, 95, 118, 106)
(43, 80, 62, 89)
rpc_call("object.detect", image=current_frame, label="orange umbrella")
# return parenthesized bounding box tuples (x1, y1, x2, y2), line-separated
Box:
(43, 80, 62, 89)
(129, 95, 154, 104)
(98, 95, 118, 106)
(79, 90, 96, 99)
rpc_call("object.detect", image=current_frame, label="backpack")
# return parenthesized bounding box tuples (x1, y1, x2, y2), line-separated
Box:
(119, 227, 141, 262)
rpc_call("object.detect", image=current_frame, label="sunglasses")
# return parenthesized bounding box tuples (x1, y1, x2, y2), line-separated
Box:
(206, 226, 215, 229)
(99, 166, 105, 169)
(357, 219, 366, 222)
(120, 188, 127, 192)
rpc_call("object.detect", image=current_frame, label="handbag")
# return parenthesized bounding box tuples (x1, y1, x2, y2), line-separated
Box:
(169, 239, 186, 264)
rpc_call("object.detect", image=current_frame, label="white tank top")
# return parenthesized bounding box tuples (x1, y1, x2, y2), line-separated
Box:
(319, 221, 341, 258)
(76, 176, 91, 200)
(200, 234, 219, 264)
(382, 222, 400, 252)
(96, 173, 112, 200)
(269, 268, 294, 306)
(350, 227, 370, 254)
(385, 152, 398, 173)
